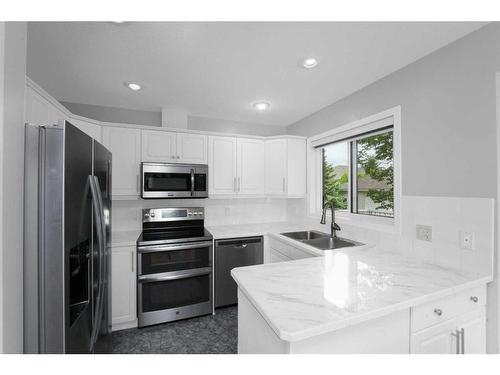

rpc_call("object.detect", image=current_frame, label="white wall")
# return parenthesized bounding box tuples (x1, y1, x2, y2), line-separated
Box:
(288, 23, 500, 199)
(0, 21, 27, 354)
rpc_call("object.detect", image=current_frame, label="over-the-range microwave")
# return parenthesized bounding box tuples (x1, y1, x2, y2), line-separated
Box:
(141, 162, 208, 199)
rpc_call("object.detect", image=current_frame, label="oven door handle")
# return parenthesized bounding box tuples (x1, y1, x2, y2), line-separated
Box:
(138, 241, 213, 253)
(138, 267, 212, 283)
(190, 168, 195, 197)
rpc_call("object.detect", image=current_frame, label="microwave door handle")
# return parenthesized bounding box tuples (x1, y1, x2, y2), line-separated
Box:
(190, 168, 195, 197)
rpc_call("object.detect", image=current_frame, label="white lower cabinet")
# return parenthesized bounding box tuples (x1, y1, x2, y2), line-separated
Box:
(268, 236, 316, 262)
(410, 287, 486, 354)
(111, 245, 137, 330)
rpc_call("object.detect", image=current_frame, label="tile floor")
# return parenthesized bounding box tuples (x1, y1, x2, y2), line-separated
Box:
(110, 306, 237, 354)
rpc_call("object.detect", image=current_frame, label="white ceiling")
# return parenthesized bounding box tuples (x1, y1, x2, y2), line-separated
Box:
(27, 22, 486, 127)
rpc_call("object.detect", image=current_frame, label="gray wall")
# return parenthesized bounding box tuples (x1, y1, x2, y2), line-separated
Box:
(288, 23, 500, 199)
(188, 115, 286, 136)
(61, 101, 287, 136)
(0, 21, 27, 353)
(61, 101, 162, 127)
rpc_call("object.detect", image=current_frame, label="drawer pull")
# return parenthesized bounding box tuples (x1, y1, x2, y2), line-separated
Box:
(434, 308, 443, 316)
(470, 296, 479, 303)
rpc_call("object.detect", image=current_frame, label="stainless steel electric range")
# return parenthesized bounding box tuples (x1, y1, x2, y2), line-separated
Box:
(136, 207, 214, 327)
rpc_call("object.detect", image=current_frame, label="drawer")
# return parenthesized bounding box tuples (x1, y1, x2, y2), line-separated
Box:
(411, 285, 486, 332)
(270, 248, 292, 263)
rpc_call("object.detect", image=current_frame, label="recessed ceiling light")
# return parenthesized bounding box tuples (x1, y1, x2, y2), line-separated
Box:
(253, 102, 270, 111)
(302, 58, 318, 69)
(125, 82, 142, 91)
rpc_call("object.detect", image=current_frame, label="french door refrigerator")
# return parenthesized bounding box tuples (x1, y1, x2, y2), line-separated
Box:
(24, 121, 112, 354)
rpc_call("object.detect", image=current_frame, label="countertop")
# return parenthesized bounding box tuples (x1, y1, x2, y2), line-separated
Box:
(111, 230, 141, 247)
(206, 220, 326, 241)
(231, 244, 491, 342)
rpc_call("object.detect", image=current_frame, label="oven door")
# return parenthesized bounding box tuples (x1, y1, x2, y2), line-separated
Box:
(137, 241, 213, 327)
(141, 163, 208, 199)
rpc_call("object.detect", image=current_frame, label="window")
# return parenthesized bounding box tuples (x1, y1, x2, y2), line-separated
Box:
(321, 128, 394, 218)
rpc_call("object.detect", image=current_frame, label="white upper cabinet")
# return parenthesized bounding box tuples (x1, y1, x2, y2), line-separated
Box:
(141, 130, 208, 164)
(141, 130, 177, 163)
(209, 136, 265, 197)
(177, 133, 208, 164)
(25, 86, 67, 126)
(209, 136, 237, 196)
(237, 138, 265, 196)
(265, 139, 287, 195)
(69, 118, 102, 142)
(265, 137, 306, 197)
(102, 126, 142, 197)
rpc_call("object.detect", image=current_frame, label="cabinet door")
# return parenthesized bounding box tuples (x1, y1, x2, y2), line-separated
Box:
(177, 133, 208, 164)
(102, 127, 141, 196)
(286, 138, 306, 197)
(69, 118, 102, 142)
(237, 138, 265, 196)
(25, 86, 66, 126)
(459, 308, 486, 354)
(411, 320, 458, 354)
(111, 246, 136, 328)
(265, 139, 287, 195)
(141, 130, 177, 163)
(209, 136, 237, 196)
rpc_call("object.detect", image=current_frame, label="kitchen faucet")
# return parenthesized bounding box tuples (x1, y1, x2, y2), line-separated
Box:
(320, 202, 341, 238)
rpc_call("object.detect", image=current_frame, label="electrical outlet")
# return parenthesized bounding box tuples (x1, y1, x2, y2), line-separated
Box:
(416, 225, 432, 242)
(460, 231, 475, 250)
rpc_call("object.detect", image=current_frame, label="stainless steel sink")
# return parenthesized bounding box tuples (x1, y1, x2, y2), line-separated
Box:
(280, 230, 363, 250)
(303, 236, 363, 250)
(280, 230, 330, 241)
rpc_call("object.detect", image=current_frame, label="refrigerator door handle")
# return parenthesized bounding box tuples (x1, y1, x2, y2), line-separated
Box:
(88, 175, 106, 351)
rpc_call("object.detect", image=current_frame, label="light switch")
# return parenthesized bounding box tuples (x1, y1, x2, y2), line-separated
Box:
(416, 225, 432, 242)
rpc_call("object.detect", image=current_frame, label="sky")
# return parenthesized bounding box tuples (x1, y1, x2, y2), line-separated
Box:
(324, 141, 348, 166)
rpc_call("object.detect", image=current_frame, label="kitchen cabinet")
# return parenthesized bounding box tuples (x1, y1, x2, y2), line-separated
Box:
(141, 130, 208, 164)
(25, 86, 67, 126)
(209, 136, 265, 197)
(69, 118, 102, 142)
(209, 136, 238, 195)
(268, 236, 316, 262)
(265, 137, 306, 197)
(102, 126, 142, 197)
(410, 286, 486, 354)
(236, 138, 265, 196)
(111, 245, 137, 331)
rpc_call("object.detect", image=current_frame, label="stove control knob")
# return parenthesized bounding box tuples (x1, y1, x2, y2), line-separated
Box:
(150, 212, 155, 218)
(144, 213, 150, 218)
(188, 212, 193, 216)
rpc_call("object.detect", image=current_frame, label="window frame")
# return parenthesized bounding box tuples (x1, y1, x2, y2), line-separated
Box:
(307, 106, 402, 233)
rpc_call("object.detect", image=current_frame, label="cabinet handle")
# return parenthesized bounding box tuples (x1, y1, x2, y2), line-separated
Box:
(470, 296, 478, 303)
(177, 156, 180, 159)
(433, 308, 442, 316)
(460, 328, 465, 354)
(451, 330, 460, 354)
(131, 252, 134, 273)
(234, 177, 237, 192)
(282, 177, 286, 192)
(137, 175, 140, 192)
(171, 155, 175, 159)
(238, 177, 240, 192)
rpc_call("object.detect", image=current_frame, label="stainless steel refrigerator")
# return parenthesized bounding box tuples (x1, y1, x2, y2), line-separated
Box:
(24, 121, 112, 354)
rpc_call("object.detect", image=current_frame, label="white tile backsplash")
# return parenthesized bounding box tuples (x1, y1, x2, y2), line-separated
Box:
(112, 195, 494, 278)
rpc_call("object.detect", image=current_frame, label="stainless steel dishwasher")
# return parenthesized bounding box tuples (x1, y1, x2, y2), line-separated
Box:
(215, 236, 263, 308)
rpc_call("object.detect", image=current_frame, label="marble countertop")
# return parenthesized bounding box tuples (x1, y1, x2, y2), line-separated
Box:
(207, 220, 328, 241)
(111, 230, 141, 247)
(231, 245, 491, 342)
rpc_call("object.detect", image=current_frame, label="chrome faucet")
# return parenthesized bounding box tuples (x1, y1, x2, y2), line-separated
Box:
(320, 202, 341, 238)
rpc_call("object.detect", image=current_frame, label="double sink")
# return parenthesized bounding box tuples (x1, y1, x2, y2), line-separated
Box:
(280, 230, 363, 250)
